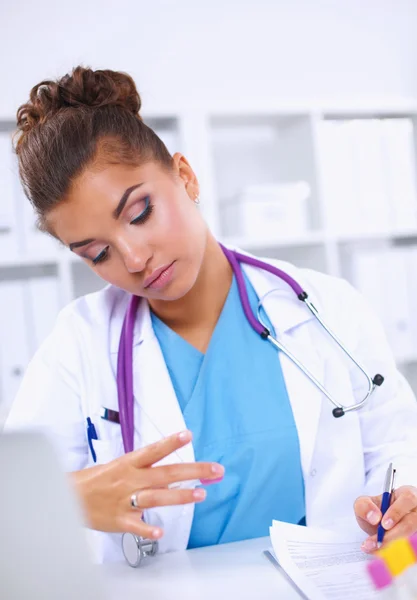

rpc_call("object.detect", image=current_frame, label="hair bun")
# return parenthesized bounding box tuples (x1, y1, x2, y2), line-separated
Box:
(16, 66, 142, 138)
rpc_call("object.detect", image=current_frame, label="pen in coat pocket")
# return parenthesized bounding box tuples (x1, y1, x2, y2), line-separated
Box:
(86, 417, 98, 463)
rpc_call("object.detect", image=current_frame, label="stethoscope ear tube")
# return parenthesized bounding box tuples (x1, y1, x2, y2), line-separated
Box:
(254, 286, 384, 418)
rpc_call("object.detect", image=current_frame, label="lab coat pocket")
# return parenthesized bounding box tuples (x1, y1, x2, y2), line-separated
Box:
(91, 437, 124, 465)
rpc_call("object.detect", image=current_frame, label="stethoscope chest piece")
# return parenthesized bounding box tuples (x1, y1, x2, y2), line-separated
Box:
(122, 533, 159, 568)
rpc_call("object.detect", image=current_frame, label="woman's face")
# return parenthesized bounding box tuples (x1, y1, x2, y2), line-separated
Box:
(48, 153, 208, 301)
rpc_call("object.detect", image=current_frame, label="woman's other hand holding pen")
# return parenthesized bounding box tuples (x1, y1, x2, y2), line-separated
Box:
(354, 485, 417, 553)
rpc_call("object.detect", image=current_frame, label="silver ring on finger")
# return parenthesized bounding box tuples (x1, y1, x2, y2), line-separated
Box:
(130, 492, 141, 510)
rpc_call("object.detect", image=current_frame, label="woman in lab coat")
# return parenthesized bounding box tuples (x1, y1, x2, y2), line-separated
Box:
(6, 66, 417, 563)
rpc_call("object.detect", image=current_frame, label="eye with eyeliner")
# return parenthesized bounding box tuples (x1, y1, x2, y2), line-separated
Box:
(92, 246, 109, 265)
(89, 196, 153, 266)
(129, 195, 153, 225)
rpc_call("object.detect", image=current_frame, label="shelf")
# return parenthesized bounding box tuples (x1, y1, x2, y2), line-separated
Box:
(332, 228, 417, 243)
(222, 231, 325, 250)
(0, 252, 81, 268)
(222, 228, 417, 251)
(3, 227, 417, 269)
(398, 356, 417, 365)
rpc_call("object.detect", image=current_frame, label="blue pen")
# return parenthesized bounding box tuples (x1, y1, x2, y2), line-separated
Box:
(86, 417, 98, 463)
(377, 462, 396, 547)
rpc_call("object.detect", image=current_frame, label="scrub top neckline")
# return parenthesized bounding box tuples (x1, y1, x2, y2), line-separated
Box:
(150, 275, 241, 358)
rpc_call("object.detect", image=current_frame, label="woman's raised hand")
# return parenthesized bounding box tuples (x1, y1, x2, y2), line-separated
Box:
(72, 430, 224, 540)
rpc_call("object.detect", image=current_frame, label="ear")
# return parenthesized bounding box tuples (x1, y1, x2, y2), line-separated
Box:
(172, 152, 200, 201)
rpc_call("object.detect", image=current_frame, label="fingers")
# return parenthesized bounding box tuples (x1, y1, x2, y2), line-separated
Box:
(381, 486, 417, 531)
(121, 516, 164, 541)
(131, 487, 207, 510)
(354, 495, 382, 535)
(361, 511, 417, 553)
(126, 430, 193, 468)
(119, 486, 208, 540)
(359, 487, 417, 554)
(146, 462, 225, 488)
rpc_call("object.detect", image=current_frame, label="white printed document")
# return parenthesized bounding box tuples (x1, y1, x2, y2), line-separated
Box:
(269, 521, 377, 600)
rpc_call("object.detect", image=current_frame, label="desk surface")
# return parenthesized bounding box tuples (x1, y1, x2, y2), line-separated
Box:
(102, 537, 301, 600)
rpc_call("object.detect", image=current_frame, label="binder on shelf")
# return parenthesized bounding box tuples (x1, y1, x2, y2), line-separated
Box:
(16, 181, 62, 257)
(350, 119, 391, 232)
(318, 120, 360, 233)
(27, 276, 62, 351)
(153, 127, 178, 156)
(404, 247, 417, 354)
(0, 280, 31, 411)
(350, 248, 416, 363)
(0, 132, 19, 257)
(318, 118, 413, 236)
(381, 118, 417, 231)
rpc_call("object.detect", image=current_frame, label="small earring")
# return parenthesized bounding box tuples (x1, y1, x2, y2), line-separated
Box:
(194, 195, 200, 205)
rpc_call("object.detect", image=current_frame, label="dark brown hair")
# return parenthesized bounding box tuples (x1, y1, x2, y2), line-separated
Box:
(14, 66, 173, 231)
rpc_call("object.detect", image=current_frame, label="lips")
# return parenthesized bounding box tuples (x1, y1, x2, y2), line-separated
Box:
(143, 262, 175, 290)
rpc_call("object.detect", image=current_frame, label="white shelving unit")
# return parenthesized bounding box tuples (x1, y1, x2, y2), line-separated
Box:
(1, 105, 417, 419)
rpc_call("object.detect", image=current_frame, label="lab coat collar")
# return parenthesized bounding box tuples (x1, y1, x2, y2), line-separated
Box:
(110, 248, 321, 352)
(240, 255, 319, 335)
(110, 294, 151, 353)
(132, 308, 196, 465)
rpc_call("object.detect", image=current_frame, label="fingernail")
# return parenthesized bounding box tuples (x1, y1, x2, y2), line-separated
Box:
(382, 518, 394, 530)
(202, 477, 224, 485)
(178, 430, 190, 441)
(193, 489, 206, 501)
(152, 528, 162, 538)
(361, 540, 377, 553)
(366, 510, 380, 526)
(211, 464, 225, 475)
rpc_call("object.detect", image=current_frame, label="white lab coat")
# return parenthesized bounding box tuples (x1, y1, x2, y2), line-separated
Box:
(5, 253, 417, 563)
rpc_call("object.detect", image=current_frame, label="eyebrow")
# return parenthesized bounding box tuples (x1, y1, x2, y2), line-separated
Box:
(112, 183, 144, 219)
(68, 182, 145, 251)
(69, 238, 94, 251)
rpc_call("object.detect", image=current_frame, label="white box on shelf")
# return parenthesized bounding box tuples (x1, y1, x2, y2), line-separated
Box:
(0, 132, 19, 258)
(221, 181, 310, 240)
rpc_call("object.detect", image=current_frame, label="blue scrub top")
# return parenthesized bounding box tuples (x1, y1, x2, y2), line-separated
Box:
(151, 273, 305, 548)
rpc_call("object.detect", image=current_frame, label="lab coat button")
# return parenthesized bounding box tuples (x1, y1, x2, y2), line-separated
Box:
(310, 469, 317, 477)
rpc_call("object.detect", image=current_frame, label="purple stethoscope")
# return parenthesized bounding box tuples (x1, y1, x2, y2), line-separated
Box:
(118, 244, 384, 566)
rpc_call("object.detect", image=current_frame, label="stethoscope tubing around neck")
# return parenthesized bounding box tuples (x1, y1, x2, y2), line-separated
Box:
(117, 294, 139, 453)
(117, 244, 384, 454)
(221, 245, 379, 415)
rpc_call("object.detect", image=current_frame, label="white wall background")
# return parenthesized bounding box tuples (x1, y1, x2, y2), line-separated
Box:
(1, 0, 417, 118)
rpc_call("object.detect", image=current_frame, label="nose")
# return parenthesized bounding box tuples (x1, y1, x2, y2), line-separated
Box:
(119, 240, 152, 274)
